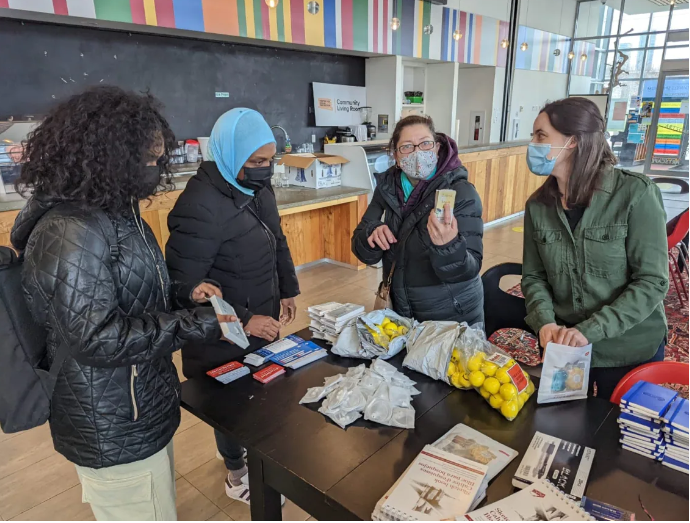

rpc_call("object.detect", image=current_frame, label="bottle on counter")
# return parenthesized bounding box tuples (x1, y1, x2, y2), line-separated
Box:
(185, 139, 200, 163)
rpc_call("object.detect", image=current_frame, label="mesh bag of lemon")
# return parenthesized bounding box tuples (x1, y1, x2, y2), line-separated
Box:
(454, 325, 536, 421)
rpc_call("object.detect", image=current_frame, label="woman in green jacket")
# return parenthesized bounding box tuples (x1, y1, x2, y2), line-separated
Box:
(522, 97, 669, 400)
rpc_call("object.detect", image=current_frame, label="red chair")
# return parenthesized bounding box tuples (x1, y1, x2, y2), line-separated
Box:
(610, 361, 690, 405)
(667, 209, 689, 308)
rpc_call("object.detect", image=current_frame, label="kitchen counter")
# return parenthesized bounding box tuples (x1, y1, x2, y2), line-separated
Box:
(1, 182, 370, 269)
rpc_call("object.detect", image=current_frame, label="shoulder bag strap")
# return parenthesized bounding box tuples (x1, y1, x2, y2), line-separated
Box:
(383, 224, 417, 287)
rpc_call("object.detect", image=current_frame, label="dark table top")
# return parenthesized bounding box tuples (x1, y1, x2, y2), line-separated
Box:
(181, 329, 689, 521)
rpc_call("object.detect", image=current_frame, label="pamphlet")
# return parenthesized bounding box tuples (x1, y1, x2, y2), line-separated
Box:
(435, 189, 456, 221)
(379, 445, 487, 521)
(461, 479, 594, 521)
(209, 296, 249, 349)
(513, 431, 595, 500)
(432, 423, 518, 482)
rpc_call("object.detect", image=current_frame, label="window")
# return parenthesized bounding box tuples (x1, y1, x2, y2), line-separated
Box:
(670, 5, 689, 30)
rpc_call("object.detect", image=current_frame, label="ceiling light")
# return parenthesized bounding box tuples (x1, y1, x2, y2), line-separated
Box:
(501, 39, 509, 48)
(580, 53, 588, 61)
(265, 0, 278, 7)
(568, 50, 575, 60)
(520, 42, 529, 51)
(453, 30, 463, 41)
(391, 17, 400, 31)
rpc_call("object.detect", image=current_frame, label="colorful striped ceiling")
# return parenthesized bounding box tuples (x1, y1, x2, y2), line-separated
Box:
(2, 0, 589, 74)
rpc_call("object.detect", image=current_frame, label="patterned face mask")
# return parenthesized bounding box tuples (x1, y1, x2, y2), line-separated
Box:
(399, 149, 439, 179)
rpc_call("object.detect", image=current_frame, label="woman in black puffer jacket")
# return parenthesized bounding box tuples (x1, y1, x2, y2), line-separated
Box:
(11, 87, 233, 521)
(352, 115, 484, 325)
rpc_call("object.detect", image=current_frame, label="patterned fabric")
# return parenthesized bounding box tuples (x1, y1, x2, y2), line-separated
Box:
(489, 276, 689, 398)
(11, 197, 220, 468)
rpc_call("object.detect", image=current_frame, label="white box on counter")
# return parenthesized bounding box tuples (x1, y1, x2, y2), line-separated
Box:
(277, 153, 349, 189)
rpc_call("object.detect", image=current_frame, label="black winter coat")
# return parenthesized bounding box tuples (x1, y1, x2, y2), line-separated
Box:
(166, 162, 300, 378)
(11, 197, 220, 469)
(352, 140, 484, 325)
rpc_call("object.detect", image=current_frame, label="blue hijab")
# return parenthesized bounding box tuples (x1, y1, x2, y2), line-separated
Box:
(208, 108, 276, 196)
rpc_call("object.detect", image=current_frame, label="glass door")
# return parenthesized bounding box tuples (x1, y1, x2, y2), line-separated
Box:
(642, 69, 689, 176)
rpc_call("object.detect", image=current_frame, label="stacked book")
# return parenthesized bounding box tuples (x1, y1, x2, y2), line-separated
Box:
(618, 381, 678, 462)
(372, 424, 518, 521)
(661, 397, 689, 474)
(308, 302, 365, 343)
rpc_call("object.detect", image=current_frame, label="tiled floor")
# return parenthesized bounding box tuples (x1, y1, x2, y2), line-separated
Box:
(0, 217, 524, 521)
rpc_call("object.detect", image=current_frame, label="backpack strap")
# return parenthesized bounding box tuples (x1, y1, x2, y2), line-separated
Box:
(46, 209, 120, 382)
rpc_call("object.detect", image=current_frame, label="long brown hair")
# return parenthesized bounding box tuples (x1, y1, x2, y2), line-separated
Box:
(530, 97, 616, 208)
(388, 114, 437, 155)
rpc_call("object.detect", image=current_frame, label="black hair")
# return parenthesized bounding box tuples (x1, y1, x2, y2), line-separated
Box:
(388, 114, 438, 155)
(17, 85, 176, 213)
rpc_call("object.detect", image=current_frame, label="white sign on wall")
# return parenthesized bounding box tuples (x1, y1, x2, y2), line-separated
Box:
(312, 82, 367, 127)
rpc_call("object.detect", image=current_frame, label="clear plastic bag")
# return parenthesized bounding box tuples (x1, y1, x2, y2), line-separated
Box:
(537, 342, 592, 404)
(455, 324, 536, 421)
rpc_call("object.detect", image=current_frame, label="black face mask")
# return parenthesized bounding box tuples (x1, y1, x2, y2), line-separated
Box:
(139, 165, 161, 197)
(238, 165, 272, 192)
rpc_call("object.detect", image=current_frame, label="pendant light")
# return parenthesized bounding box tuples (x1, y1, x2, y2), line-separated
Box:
(453, 30, 463, 41)
(391, 0, 400, 31)
(580, 53, 588, 62)
(520, 0, 530, 51)
(265, 0, 278, 7)
(501, 39, 509, 48)
(554, 0, 564, 56)
(568, 50, 575, 60)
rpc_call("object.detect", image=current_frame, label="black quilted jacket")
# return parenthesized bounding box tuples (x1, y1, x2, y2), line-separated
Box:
(11, 196, 221, 469)
(166, 162, 300, 378)
(352, 136, 485, 325)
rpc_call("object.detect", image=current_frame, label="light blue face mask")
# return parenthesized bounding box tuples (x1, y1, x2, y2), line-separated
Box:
(526, 137, 573, 176)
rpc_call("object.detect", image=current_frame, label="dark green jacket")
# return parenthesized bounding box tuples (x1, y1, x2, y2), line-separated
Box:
(522, 166, 669, 367)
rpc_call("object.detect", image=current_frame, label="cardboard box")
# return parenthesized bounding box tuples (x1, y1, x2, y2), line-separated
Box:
(277, 153, 349, 189)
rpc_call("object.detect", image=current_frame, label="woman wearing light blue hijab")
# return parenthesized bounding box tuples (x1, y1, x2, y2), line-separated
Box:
(166, 108, 299, 504)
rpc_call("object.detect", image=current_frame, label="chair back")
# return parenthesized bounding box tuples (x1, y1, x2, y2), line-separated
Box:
(610, 361, 690, 405)
(667, 209, 689, 249)
(481, 263, 534, 338)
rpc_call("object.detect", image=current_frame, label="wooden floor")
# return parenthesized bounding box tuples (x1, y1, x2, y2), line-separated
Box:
(0, 217, 524, 522)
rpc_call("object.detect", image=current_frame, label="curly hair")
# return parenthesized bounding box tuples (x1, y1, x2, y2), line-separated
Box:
(17, 86, 176, 213)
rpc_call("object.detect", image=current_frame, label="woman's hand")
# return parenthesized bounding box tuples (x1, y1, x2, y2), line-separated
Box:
(245, 315, 281, 342)
(539, 323, 561, 351)
(555, 327, 589, 348)
(216, 314, 240, 343)
(427, 204, 458, 246)
(367, 225, 397, 250)
(280, 298, 297, 325)
(192, 282, 222, 303)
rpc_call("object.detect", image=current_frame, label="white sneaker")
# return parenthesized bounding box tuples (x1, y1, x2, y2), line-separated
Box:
(225, 473, 285, 505)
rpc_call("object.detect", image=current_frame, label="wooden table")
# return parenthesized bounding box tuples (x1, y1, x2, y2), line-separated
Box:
(180, 330, 689, 521)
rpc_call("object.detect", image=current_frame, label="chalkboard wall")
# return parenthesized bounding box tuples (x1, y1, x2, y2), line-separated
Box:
(0, 19, 365, 150)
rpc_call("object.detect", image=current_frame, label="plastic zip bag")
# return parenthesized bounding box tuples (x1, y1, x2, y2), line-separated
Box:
(402, 321, 466, 383)
(537, 342, 592, 404)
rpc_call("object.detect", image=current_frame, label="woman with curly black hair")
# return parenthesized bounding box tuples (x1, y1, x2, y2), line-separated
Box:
(11, 86, 236, 521)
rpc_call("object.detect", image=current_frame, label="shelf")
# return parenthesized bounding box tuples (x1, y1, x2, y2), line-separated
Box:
(402, 103, 425, 108)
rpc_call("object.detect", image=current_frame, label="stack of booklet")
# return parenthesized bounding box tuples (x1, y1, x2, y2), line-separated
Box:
(661, 397, 689, 474)
(372, 424, 518, 520)
(308, 302, 365, 343)
(243, 334, 304, 366)
(461, 479, 594, 521)
(618, 381, 678, 462)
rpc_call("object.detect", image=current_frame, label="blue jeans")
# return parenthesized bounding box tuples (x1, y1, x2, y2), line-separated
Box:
(588, 340, 666, 400)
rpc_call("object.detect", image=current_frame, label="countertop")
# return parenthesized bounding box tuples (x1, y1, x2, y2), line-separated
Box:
(1, 178, 369, 213)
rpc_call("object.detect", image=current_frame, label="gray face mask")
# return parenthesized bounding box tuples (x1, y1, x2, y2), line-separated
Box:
(399, 149, 438, 179)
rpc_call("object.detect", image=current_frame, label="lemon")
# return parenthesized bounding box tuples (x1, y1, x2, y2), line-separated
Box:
(469, 371, 486, 388)
(483, 377, 501, 395)
(489, 394, 504, 409)
(480, 361, 498, 377)
(500, 383, 518, 401)
(451, 373, 470, 389)
(479, 387, 492, 399)
(502, 359, 517, 369)
(500, 400, 520, 420)
(381, 318, 391, 326)
(495, 368, 511, 384)
(523, 370, 530, 380)
(383, 326, 399, 338)
(467, 354, 485, 372)
(447, 362, 457, 377)
(526, 380, 535, 395)
(458, 374, 472, 388)
(451, 348, 461, 363)
(397, 325, 408, 335)
(518, 392, 529, 407)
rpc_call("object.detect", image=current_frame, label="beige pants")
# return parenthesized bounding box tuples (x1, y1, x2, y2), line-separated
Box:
(75, 441, 177, 521)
